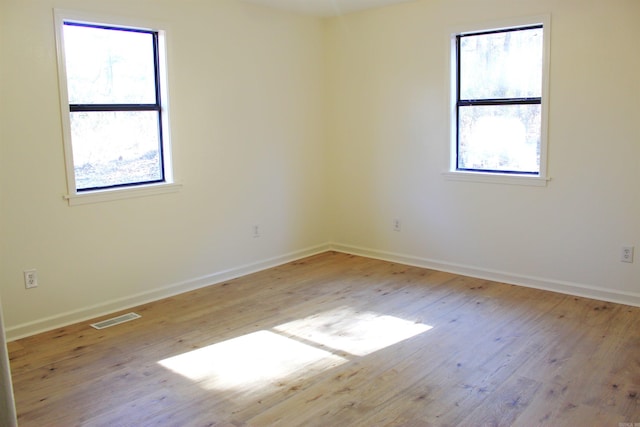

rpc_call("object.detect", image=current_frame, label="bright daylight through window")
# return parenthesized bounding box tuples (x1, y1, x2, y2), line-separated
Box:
(56, 15, 172, 197)
(453, 21, 548, 178)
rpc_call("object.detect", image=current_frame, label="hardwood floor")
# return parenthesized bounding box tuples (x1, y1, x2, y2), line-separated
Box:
(8, 251, 640, 426)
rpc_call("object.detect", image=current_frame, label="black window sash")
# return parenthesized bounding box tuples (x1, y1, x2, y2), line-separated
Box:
(69, 104, 161, 112)
(64, 22, 166, 191)
(455, 26, 542, 175)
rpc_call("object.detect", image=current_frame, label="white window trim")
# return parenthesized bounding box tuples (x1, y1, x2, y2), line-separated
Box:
(62, 182, 182, 206)
(53, 9, 179, 206)
(445, 14, 552, 187)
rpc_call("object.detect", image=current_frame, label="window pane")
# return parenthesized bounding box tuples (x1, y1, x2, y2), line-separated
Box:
(458, 104, 541, 173)
(70, 111, 163, 190)
(63, 24, 156, 104)
(460, 27, 543, 100)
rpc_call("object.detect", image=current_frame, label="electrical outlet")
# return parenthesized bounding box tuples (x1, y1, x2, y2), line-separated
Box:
(393, 219, 401, 232)
(24, 269, 38, 289)
(621, 246, 634, 263)
(253, 225, 260, 238)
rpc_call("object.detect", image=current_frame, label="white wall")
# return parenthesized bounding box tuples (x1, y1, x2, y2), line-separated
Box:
(326, 0, 640, 302)
(0, 0, 328, 338)
(1, 0, 639, 340)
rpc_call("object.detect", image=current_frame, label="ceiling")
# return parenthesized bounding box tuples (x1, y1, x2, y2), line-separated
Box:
(241, 0, 417, 16)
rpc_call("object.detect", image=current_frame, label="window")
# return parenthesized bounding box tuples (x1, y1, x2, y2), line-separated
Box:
(447, 17, 550, 185)
(55, 11, 178, 204)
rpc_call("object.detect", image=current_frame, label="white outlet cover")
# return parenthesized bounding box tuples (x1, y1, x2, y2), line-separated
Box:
(24, 269, 38, 288)
(621, 246, 634, 263)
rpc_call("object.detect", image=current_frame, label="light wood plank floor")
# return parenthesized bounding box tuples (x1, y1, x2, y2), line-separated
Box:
(8, 251, 640, 426)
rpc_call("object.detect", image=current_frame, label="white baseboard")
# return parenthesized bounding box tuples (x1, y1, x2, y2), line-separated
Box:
(6, 243, 331, 341)
(330, 242, 640, 308)
(8, 241, 638, 341)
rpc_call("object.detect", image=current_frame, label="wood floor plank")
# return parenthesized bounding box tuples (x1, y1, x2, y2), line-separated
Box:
(355, 292, 565, 426)
(8, 251, 640, 426)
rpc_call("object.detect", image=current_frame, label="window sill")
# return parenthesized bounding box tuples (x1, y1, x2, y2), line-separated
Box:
(63, 182, 182, 206)
(443, 171, 550, 187)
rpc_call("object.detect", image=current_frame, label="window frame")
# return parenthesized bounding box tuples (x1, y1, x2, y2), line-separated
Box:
(444, 15, 551, 187)
(54, 10, 180, 205)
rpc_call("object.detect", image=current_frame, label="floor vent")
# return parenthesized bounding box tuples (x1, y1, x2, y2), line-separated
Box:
(90, 312, 141, 330)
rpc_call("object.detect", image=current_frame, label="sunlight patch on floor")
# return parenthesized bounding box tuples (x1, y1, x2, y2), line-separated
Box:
(158, 330, 346, 391)
(158, 308, 433, 392)
(274, 306, 433, 356)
